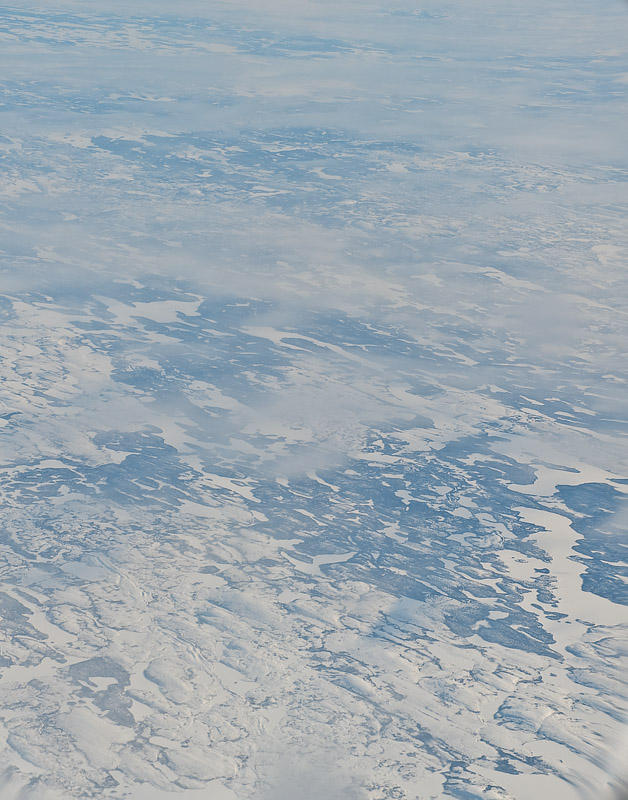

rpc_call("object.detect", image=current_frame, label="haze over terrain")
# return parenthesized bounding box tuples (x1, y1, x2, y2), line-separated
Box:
(0, 1, 627, 798)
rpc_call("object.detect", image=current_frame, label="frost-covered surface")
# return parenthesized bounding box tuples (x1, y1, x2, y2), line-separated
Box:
(1, 1, 628, 798)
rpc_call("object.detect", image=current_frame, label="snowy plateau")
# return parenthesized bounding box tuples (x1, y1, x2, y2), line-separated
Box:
(0, 2, 627, 799)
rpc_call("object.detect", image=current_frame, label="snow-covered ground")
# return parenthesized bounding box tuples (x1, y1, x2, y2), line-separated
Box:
(0, 2, 627, 798)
